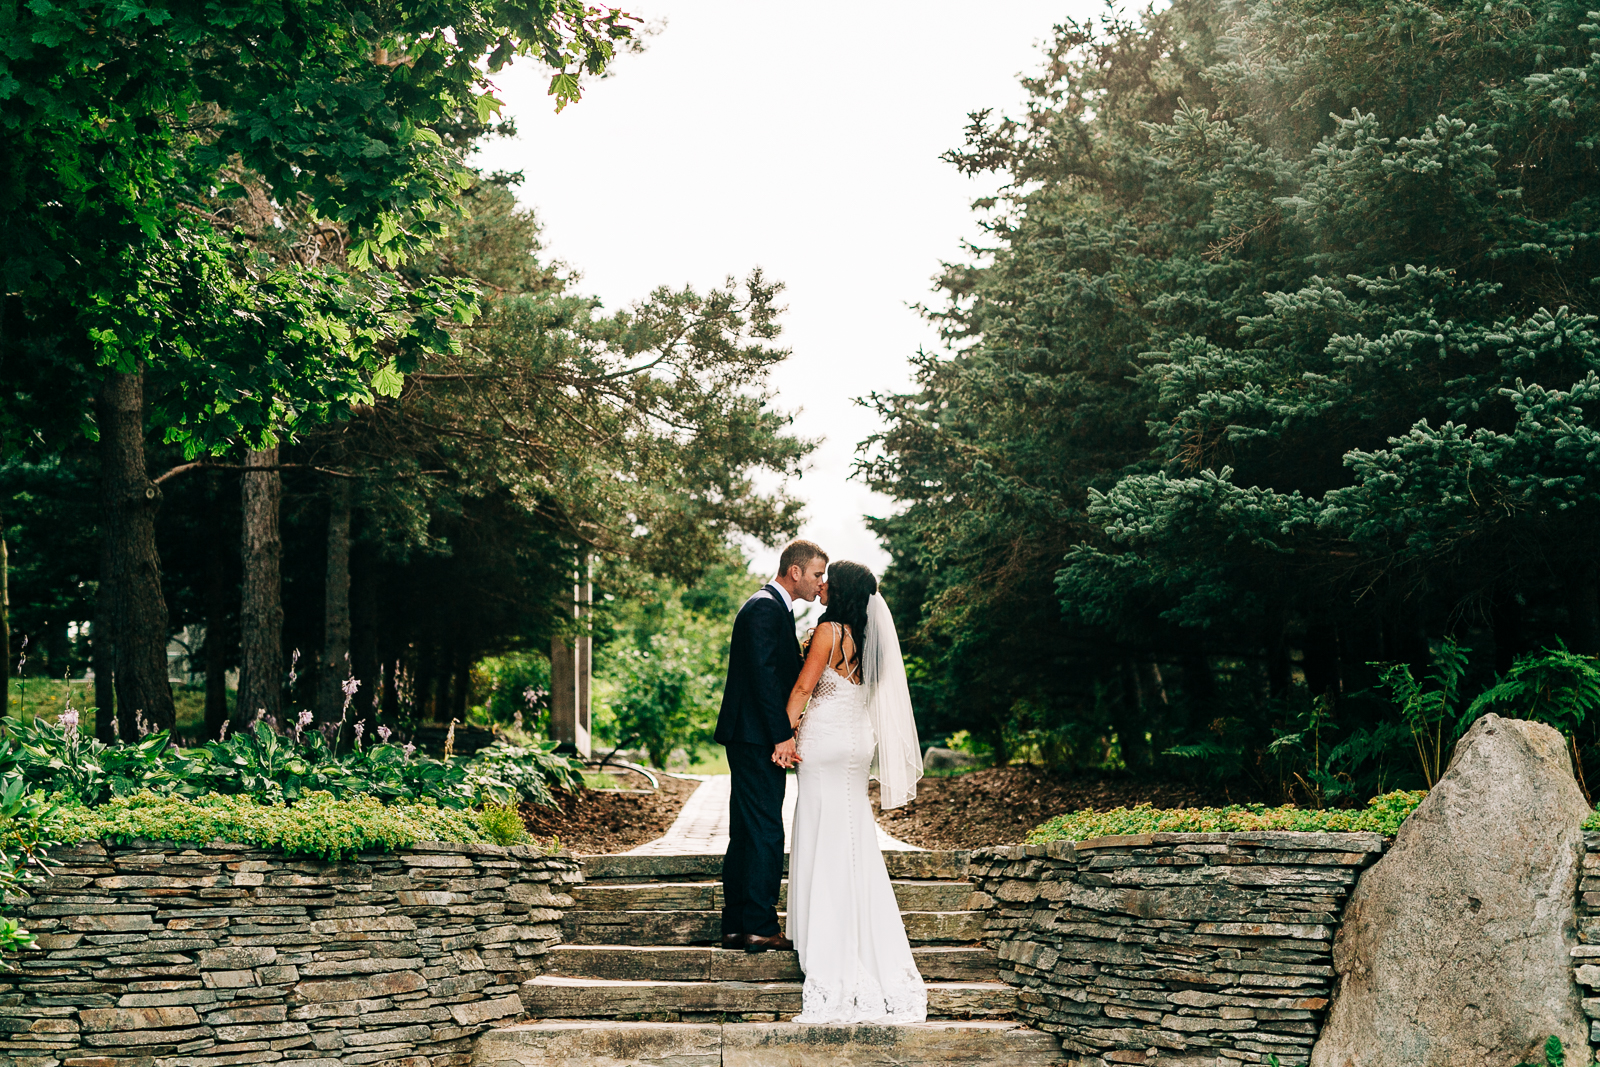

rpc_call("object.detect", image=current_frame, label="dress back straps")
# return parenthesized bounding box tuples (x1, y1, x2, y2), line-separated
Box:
(829, 622, 862, 682)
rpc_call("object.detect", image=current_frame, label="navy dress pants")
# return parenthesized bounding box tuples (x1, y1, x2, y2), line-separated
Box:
(721, 740, 786, 938)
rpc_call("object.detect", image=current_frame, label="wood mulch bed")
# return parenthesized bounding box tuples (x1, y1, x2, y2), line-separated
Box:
(871, 765, 1271, 851)
(519, 769, 698, 855)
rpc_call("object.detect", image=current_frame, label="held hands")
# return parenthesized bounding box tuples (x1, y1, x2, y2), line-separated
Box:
(772, 737, 801, 769)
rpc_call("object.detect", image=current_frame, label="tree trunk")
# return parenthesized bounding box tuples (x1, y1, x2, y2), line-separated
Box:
(413, 642, 438, 721)
(381, 655, 402, 721)
(92, 530, 115, 741)
(1, 535, 9, 719)
(1567, 562, 1600, 656)
(1302, 623, 1342, 701)
(1115, 659, 1151, 769)
(450, 645, 470, 723)
(350, 544, 380, 730)
(1492, 586, 1524, 676)
(202, 472, 231, 741)
(97, 369, 175, 737)
(237, 448, 283, 727)
(1266, 633, 1292, 699)
(318, 479, 353, 722)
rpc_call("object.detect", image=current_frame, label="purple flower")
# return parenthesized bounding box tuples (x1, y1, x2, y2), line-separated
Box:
(403, 742, 416, 758)
(378, 725, 393, 743)
(353, 722, 365, 746)
(218, 721, 230, 742)
(298, 709, 314, 728)
(342, 677, 361, 698)
(59, 709, 79, 736)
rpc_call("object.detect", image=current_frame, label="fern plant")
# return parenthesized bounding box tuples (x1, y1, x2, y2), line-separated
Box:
(1463, 642, 1600, 799)
(1371, 639, 1470, 788)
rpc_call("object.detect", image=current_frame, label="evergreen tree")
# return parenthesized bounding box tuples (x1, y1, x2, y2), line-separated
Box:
(868, 0, 1600, 790)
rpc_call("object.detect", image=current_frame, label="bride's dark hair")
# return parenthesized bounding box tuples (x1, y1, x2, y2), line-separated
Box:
(818, 560, 877, 652)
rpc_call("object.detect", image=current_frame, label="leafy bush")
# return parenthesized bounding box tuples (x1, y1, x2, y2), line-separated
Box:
(1369, 642, 1600, 796)
(54, 791, 487, 860)
(199, 721, 476, 807)
(0, 775, 59, 951)
(603, 633, 720, 770)
(466, 739, 581, 806)
(0, 713, 580, 812)
(476, 801, 531, 846)
(4, 715, 205, 806)
(471, 652, 552, 730)
(1025, 790, 1428, 843)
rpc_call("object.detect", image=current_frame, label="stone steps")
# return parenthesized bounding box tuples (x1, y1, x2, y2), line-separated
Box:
(473, 1020, 1067, 1067)
(519, 976, 1019, 1020)
(572, 878, 984, 911)
(581, 851, 973, 883)
(542, 944, 1000, 982)
(475, 848, 1066, 1065)
(561, 908, 987, 946)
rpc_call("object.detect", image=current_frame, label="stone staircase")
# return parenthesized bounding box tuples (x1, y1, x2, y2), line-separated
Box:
(473, 850, 1069, 1066)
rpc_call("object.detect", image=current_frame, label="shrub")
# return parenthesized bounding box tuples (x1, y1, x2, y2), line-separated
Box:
(1025, 790, 1428, 843)
(53, 791, 488, 861)
(476, 801, 531, 847)
(4, 716, 205, 806)
(200, 721, 475, 807)
(1, 714, 581, 812)
(466, 738, 580, 806)
(0, 775, 58, 951)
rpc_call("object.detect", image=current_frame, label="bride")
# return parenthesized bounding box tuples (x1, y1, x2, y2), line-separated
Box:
(778, 560, 927, 1024)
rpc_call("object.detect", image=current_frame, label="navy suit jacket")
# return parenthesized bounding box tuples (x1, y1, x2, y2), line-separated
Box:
(715, 583, 803, 747)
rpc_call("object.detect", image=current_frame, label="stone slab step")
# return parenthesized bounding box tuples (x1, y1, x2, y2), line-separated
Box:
(542, 944, 1000, 982)
(581, 851, 972, 884)
(474, 1020, 1066, 1066)
(519, 976, 1018, 1019)
(561, 910, 986, 946)
(572, 880, 982, 912)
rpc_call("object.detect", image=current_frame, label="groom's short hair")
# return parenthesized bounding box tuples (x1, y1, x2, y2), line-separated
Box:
(777, 539, 828, 578)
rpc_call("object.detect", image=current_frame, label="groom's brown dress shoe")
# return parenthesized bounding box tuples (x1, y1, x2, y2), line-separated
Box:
(720, 933, 746, 950)
(743, 933, 794, 954)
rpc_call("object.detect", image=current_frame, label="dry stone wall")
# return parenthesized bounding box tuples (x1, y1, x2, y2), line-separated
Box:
(972, 832, 1386, 1067)
(1569, 831, 1600, 1046)
(0, 839, 580, 1067)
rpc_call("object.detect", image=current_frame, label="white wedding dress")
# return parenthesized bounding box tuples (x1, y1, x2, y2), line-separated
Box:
(788, 628, 927, 1024)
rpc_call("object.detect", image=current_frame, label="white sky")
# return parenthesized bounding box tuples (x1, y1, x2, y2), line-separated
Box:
(474, 1, 1095, 580)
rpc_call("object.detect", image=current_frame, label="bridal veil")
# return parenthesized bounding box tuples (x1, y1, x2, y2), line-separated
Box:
(862, 592, 923, 809)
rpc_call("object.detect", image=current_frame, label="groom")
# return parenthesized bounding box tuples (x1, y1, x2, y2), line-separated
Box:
(715, 538, 828, 953)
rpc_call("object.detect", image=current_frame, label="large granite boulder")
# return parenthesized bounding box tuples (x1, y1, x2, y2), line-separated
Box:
(1311, 714, 1590, 1067)
(922, 746, 980, 772)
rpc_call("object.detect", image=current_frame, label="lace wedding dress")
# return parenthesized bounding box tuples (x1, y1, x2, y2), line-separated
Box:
(788, 629, 927, 1024)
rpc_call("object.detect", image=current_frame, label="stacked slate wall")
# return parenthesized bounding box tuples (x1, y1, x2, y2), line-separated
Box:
(971, 832, 1386, 1067)
(0, 839, 580, 1067)
(1570, 831, 1600, 1051)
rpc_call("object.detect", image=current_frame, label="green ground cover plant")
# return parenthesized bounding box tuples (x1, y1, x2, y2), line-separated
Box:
(51, 792, 489, 861)
(1026, 791, 1428, 842)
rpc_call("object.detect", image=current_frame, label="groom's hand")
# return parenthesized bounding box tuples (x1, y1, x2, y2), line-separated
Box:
(772, 737, 801, 769)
